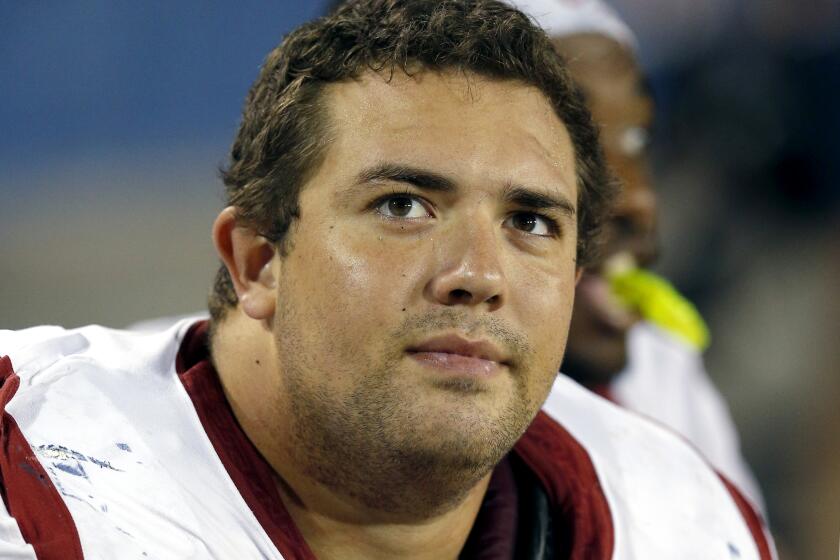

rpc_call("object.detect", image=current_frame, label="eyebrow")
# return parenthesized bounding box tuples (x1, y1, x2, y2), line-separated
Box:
(348, 162, 576, 218)
(502, 184, 576, 220)
(353, 163, 456, 193)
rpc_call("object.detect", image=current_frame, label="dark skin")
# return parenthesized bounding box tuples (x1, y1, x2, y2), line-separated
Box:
(553, 33, 659, 386)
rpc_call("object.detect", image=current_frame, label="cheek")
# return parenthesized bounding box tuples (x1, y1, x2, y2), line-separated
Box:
(287, 227, 416, 330)
(276, 228, 409, 393)
(514, 251, 577, 318)
(512, 262, 578, 368)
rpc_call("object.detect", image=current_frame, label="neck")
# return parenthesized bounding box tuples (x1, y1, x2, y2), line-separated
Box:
(211, 310, 494, 560)
(276, 469, 491, 560)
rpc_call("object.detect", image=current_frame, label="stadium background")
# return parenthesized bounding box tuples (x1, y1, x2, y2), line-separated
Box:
(2, 1, 838, 557)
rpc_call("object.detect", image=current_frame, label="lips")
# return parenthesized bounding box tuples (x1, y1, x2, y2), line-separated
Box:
(406, 334, 509, 377)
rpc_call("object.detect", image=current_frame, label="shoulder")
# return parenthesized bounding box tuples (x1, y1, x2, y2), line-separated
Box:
(537, 376, 773, 559)
(0, 319, 250, 558)
(127, 311, 209, 333)
(0, 320, 196, 388)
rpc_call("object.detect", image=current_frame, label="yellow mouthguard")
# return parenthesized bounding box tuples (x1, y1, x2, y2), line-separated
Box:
(605, 256, 710, 351)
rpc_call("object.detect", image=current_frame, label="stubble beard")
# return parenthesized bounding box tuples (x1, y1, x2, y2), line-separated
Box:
(274, 307, 541, 521)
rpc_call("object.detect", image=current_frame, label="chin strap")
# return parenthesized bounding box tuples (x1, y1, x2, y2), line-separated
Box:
(608, 267, 710, 351)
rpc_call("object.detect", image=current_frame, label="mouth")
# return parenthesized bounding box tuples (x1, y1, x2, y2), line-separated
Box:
(406, 334, 509, 378)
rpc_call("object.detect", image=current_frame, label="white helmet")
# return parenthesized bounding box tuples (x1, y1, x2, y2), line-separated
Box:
(508, 0, 638, 51)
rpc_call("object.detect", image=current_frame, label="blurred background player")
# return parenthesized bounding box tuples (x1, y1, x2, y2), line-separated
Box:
(510, 0, 765, 508)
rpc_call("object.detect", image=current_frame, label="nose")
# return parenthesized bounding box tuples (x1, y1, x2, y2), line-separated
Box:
(425, 219, 507, 311)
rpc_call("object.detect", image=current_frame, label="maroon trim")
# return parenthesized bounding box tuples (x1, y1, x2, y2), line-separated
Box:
(0, 355, 84, 560)
(176, 321, 317, 560)
(514, 411, 614, 560)
(719, 474, 774, 560)
(459, 455, 518, 559)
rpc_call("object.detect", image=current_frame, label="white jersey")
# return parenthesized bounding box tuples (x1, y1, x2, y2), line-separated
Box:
(613, 322, 765, 511)
(0, 322, 773, 559)
(133, 314, 766, 512)
(0, 321, 283, 560)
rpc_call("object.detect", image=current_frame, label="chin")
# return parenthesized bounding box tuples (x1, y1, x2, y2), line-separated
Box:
(403, 392, 534, 464)
(399, 423, 515, 479)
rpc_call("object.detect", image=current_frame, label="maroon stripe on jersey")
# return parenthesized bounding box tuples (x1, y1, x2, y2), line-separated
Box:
(176, 321, 317, 560)
(0, 355, 84, 560)
(719, 474, 774, 560)
(514, 411, 614, 560)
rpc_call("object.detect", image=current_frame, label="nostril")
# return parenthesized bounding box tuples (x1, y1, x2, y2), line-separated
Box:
(449, 289, 472, 303)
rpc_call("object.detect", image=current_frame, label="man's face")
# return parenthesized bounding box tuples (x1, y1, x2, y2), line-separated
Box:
(556, 35, 657, 384)
(268, 70, 580, 508)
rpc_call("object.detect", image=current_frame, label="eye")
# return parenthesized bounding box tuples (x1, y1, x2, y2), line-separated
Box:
(505, 212, 555, 237)
(375, 195, 431, 219)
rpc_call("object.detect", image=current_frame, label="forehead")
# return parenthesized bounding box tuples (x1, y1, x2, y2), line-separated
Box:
(315, 70, 578, 201)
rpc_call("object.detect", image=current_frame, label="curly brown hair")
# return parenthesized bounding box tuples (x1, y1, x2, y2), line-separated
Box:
(209, 0, 615, 323)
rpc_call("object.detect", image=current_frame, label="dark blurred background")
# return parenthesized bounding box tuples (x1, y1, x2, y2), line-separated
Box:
(1, 2, 837, 558)
(610, 1, 840, 557)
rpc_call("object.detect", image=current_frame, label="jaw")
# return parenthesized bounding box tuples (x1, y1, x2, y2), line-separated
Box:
(277, 354, 539, 522)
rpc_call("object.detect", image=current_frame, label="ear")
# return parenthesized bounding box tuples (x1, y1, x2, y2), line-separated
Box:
(212, 206, 279, 320)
